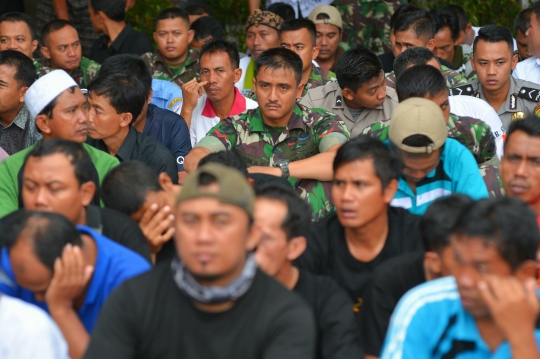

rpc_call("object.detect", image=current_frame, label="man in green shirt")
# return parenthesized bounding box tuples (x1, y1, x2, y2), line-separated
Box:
(0, 70, 118, 218)
(141, 7, 199, 88)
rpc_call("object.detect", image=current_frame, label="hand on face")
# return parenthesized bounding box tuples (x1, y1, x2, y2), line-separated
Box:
(139, 203, 176, 255)
(181, 78, 207, 111)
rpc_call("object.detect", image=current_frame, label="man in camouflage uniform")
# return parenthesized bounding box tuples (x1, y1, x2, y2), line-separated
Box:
(185, 48, 350, 221)
(335, 0, 404, 53)
(36, 20, 100, 88)
(362, 64, 503, 197)
(141, 7, 199, 88)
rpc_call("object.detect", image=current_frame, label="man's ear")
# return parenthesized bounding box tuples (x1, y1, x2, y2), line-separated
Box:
(295, 82, 305, 99)
(36, 114, 52, 135)
(511, 52, 519, 70)
(252, 78, 257, 96)
(120, 113, 133, 128)
(246, 222, 262, 252)
(31, 39, 38, 53)
(80, 181, 97, 206)
(341, 87, 355, 101)
(234, 67, 242, 83)
(312, 45, 320, 60)
(424, 251, 442, 277)
(426, 39, 436, 51)
(187, 29, 195, 44)
(153, 31, 159, 43)
(514, 260, 538, 282)
(382, 178, 398, 204)
(18, 86, 29, 103)
(470, 55, 476, 71)
(287, 236, 307, 261)
(40, 46, 51, 60)
(158, 172, 175, 191)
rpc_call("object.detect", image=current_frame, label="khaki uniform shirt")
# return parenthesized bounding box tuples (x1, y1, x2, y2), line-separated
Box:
(300, 81, 399, 138)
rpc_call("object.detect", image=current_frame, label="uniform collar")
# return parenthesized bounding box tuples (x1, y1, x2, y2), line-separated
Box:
(155, 48, 199, 68)
(248, 104, 307, 133)
(201, 88, 247, 118)
(115, 127, 138, 161)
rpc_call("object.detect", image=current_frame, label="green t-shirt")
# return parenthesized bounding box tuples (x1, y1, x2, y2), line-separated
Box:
(0, 143, 119, 218)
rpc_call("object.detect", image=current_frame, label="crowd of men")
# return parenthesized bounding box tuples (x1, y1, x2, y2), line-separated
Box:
(2, 1, 540, 359)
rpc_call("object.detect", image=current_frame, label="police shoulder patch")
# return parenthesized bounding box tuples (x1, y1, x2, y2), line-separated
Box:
(448, 85, 475, 96)
(517, 87, 540, 102)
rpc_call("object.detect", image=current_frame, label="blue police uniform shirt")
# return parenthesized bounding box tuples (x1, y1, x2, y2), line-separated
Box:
(0, 225, 151, 333)
(151, 79, 183, 113)
(390, 138, 489, 215)
(144, 104, 192, 172)
(381, 276, 540, 359)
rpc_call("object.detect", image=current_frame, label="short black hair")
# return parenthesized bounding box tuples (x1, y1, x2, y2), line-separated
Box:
(2, 210, 82, 271)
(88, 73, 146, 122)
(98, 54, 152, 97)
(185, 4, 211, 16)
(41, 19, 75, 47)
(532, 1, 540, 27)
(395, 64, 447, 102)
(335, 46, 383, 93)
(0, 12, 37, 40)
(198, 150, 248, 178)
(505, 116, 540, 150)
(156, 7, 190, 28)
(280, 18, 317, 46)
(199, 39, 239, 69)
(393, 47, 438, 79)
(101, 161, 162, 216)
(333, 136, 402, 190)
(390, 4, 421, 30)
(454, 197, 540, 271)
(90, 0, 125, 22)
(191, 17, 224, 43)
(38, 86, 77, 119)
(394, 10, 435, 41)
(473, 25, 514, 54)
(267, 3, 295, 21)
(421, 194, 473, 253)
(438, 5, 469, 32)
(255, 184, 311, 240)
(429, 8, 460, 42)
(25, 139, 95, 187)
(0, 50, 36, 88)
(255, 47, 303, 85)
(515, 8, 533, 34)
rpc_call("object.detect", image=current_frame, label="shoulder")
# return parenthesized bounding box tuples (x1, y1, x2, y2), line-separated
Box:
(254, 270, 313, 315)
(388, 206, 421, 230)
(80, 57, 101, 69)
(140, 51, 156, 62)
(515, 79, 540, 102)
(81, 143, 118, 165)
(386, 86, 399, 102)
(1, 146, 32, 169)
(516, 56, 538, 70)
(449, 80, 479, 96)
(304, 81, 340, 102)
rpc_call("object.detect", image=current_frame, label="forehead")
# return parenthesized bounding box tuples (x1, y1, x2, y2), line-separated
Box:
(200, 50, 233, 68)
(48, 25, 79, 41)
(452, 234, 505, 260)
(24, 152, 75, 176)
(315, 23, 340, 34)
(358, 71, 384, 89)
(395, 29, 423, 43)
(506, 129, 540, 154)
(335, 158, 377, 178)
(247, 24, 278, 35)
(474, 39, 513, 56)
(435, 26, 453, 41)
(156, 17, 189, 31)
(56, 87, 86, 108)
(281, 28, 311, 42)
(256, 66, 297, 84)
(254, 198, 287, 225)
(0, 20, 31, 37)
(0, 63, 17, 79)
(176, 196, 247, 218)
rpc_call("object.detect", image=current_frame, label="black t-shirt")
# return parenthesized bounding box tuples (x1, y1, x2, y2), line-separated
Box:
(295, 207, 424, 310)
(86, 205, 151, 263)
(84, 265, 316, 359)
(294, 269, 363, 359)
(359, 252, 426, 356)
(90, 23, 153, 64)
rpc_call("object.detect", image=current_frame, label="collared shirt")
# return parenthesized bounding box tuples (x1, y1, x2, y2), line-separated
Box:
(0, 226, 151, 333)
(196, 104, 350, 220)
(389, 138, 489, 215)
(189, 87, 258, 146)
(90, 23, 153, 64)
(35, 57, 101, 88)
(144, 104, 191, 172)
(0, 105, 41, 155)
(513, 56, 540, 85)
(381, 276, 540, 359)
(87, 127, 179, 183)
(386, 64, 468, 89)
(142, 48, 200, 88)
(452, 44, 475, 80)
(151, 79, 183, 114)
(300, 81, 398, 137)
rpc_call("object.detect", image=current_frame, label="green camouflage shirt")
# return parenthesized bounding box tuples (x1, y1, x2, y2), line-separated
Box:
(361, 113, 504, 197)
(196, 104, 350, 220)
(385, 64, 468, 89)
(141, 48, 200, 88)
(35, 57, 100, 88)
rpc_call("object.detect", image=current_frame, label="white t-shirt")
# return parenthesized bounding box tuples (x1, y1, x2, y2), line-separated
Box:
(189, 89, 259, 146)
(513, 56, 540, 85)
(0, 295, 69, 359)
(449, 95, 505, 158)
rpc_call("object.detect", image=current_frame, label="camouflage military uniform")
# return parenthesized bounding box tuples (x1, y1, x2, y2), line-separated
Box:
(386, 64, 468, 90)
(335, 0, 404, 53)
(361, 113, 504, 197)
(452, 45, 476, 81)
(35, 57, 100, 88)
(196, 104, 350, 220)
(33, 58, 49, 78)
(141, 48, 200, 88)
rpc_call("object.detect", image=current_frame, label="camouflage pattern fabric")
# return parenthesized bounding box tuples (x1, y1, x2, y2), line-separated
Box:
(246, 64, 337, 101)
(386, 64, 468, 90)
(141, 49, 200, 88)
(197, 104, 350, 220)
(335, 0, 404, 53)
(360, 113, 504, 197)
(35, 57, 100, 88)
(245, 9, 283, 31)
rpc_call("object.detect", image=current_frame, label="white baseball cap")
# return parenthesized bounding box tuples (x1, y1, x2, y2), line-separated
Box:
(25, 70, 78, 119)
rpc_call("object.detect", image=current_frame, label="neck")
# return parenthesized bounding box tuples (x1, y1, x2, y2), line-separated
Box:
(76, 206, 87, 226)
(102, 127, 129, 157)
(133, 107, 148, 132)
(0, 104, 24, 127)
(73, 233, 98, 309)
(483, 80, 511, 112)
(163, 50, 189, 67)
(262, 110, 293, 128)
(211, 89, 237, 119)
(275, 264, 299, 290)
(343, 97, 362, 110)
(301, 65, 312, 88)
(344, 209, 389, 261)
(316, 55, 335, 71)
(476, 316, 506, 352)
(103, 20, 126, 45)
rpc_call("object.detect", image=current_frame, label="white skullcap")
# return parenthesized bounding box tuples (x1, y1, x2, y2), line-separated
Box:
(25, 70, 78, 119)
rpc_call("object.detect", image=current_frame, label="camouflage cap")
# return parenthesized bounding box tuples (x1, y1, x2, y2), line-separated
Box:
(245, 9, 283, 31)
(389, 98, 447, 154)
(308, 5, 343, 30)
(177, 163, 255, 217)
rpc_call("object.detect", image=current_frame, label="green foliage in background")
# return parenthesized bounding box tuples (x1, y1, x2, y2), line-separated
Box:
(126, 0, 173, 48)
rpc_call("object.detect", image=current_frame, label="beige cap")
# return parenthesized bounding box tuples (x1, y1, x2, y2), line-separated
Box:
(308, 5, 343, 30)
(389, 98, 447, 154)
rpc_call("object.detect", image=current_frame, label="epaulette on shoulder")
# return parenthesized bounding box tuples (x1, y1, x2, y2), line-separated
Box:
(517, 87, 540, 102)
(448, 84, 476, 97)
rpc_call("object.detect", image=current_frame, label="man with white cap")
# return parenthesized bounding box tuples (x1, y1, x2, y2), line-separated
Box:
(388, 97, 488, 215)
(0, 70, 119, 218)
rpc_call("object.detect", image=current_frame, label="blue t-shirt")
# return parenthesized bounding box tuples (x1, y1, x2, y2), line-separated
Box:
(390, 138, 489, 215)
(151, 79, 183, 113)
(381, 276, 540, 359)
(0, 225, 151, 333)
(144, 104, 192, 172)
